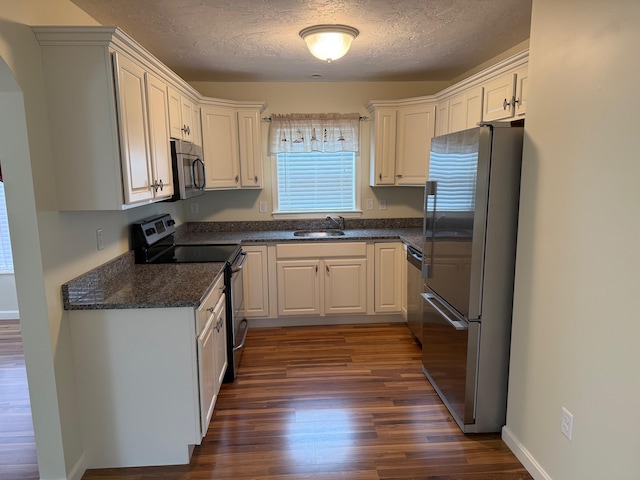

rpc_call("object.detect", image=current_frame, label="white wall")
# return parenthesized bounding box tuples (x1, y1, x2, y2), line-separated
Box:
(504, 1, 640, 479)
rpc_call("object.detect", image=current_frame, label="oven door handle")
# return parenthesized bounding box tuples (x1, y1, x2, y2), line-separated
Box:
(232, 318, 249, 352)
(231, 251, 247, 273)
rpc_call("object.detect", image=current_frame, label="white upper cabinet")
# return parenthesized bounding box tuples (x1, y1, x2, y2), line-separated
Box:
(395, 104, 436, 185)
(237, 108, 264, 188)
(367, 99, 436, 187)
(33, 26, 195, 210)
(201, 103, 266, 190)
(447, 86, 483, 133)
(113, 53, 154, 205)
(482, 64, 528, 122)
(145, 71, 174, 200)
(168, 86, 199, 144)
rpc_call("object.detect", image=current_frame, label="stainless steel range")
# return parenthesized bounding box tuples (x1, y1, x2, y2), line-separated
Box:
(132, 214, 248, 382)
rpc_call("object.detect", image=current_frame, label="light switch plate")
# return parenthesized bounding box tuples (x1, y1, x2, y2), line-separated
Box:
(379, 198, 387, 210)
(259, 201, 267, 213)
(96, 228, 104, 251)
(366, 198, 374, 210)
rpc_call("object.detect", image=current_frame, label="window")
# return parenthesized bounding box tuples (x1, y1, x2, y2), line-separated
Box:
(0, 182, 13, 272)
(276, 152, 356, 213)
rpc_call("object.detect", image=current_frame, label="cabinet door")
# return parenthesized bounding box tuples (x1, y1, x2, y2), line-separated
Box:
(192, 105, 203, 147)
(276, 260, 321, 316)
(201, 105, 240, 189)
(396, 104, 435, 185)
(113, 53, 154, 205)
(242, 245, 270, 317)
(181, 96, 195, 142)
(145, 72, 174, 200)
(197, 308, 216, 436)
(374, 242, 403, 313)
(167, 86, 184, 140)
(237, 109, 263, 188)
(483, 72, 517, 122)
(324, 258, 367, 315)
(370, 108, 397, 185)
(401, 244, 408, 319)
(514, 66, 528, 117)
(435, 100, 450, 137)
(448, 87, 483, 133)
(213, 295, 228, 392)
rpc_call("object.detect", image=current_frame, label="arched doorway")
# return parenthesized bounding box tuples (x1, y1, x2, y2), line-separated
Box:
(0, 56, 68, 480)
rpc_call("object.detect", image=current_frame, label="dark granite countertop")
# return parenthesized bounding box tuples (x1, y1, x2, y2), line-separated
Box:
(62, 218, 425, 311)
(62, 251, 226, 310)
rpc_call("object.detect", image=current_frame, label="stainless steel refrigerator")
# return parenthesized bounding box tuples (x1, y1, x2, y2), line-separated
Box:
(421, 122, 523, 433)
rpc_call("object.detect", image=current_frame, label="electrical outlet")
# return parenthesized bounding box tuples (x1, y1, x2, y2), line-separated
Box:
(259, 201, 267, 213)
(190, 202, 199, 214)
(561, 407, 574, 440)
(96, 228, 104, 251)
(379, 198, 387, 210)
(366, 198, 374, 211)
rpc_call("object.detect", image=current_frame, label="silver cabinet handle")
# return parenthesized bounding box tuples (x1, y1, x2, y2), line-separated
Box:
(254, 175, 258, 183)
(503, 96, 517, 110)
(379, 172, 382, 181)
(158, 179, 163, 191)
(235, 175, 239, 183)
(326, 264, 330, 274)
(206, 307, 215, 313)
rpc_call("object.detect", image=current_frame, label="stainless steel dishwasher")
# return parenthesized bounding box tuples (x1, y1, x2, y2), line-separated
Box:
(406, 245, 423, 346)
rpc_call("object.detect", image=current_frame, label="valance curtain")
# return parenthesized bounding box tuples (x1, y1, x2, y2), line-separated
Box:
(268, 113, 360, 154)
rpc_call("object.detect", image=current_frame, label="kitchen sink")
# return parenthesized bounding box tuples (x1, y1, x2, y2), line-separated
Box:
(293, 229, 345, 237)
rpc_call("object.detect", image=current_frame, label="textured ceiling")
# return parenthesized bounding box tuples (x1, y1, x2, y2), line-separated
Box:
(70, 0, 532, 82)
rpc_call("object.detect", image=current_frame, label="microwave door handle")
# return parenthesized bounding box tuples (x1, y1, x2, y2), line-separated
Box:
(421, 292, 468, 331)
(422, 180, 437, 278)
(192, 158, 206, 190)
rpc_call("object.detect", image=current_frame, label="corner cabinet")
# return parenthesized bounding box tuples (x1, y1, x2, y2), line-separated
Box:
(201, 102, 266, 190)
(33, 26, 192, 210)
(366, 99, 436, 186)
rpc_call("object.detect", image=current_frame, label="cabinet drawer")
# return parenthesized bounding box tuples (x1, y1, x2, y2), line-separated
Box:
(276, 242, 367, 259)
(197, 273, 225, 333)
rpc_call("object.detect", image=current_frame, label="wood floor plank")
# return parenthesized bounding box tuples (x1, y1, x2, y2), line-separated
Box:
(81, 323, 532, 480)
(0, 320, 39, 480)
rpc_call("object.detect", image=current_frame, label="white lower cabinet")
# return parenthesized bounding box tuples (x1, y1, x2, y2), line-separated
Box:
(242, 245, 270, 317)
(275, 242, 368, 317)
(68, 274, 227, 469)
(373, 242, 404, 313)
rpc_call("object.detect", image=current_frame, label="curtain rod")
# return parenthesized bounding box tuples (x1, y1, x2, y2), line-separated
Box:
(262, 115, 369, 122)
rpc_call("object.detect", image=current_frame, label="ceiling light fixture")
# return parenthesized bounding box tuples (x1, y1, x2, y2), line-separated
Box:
(299, 24, 359, 63)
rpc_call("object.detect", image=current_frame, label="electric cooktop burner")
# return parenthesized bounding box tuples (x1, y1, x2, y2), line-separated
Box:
(172, 244, 240, 263)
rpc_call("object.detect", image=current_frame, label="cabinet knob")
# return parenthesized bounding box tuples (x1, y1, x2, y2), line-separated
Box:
(207, 307, 215, 313)
(514, 96, 521, 106)
(379, 173, 382, 181)
(396, 174, 403, 178)
(158, 179, 164, 191)
(235, 175, 239, 183)
(326, 265, 330, 274)
(254, 175, 258, 183)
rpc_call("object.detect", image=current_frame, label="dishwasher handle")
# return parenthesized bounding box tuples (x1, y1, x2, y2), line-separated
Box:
(406, 246, 423, 268)
(421, 292, 468, 331)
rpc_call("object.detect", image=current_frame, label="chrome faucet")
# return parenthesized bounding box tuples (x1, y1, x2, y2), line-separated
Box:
(326, 215, 345, 230)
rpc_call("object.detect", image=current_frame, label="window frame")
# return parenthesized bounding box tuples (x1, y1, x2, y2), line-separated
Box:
(270, 151, 362, 219)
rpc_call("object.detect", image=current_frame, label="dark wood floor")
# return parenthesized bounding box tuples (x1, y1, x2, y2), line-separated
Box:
(0, 320, 39, 480)
(83, 323, 532, 480)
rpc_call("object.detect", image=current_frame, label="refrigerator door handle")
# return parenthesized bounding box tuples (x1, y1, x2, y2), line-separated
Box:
(421, 292, 468, 331)
(422, 180, 437, 278)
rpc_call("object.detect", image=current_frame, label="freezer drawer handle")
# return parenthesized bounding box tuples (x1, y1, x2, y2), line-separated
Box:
(421, 293, 468, 331)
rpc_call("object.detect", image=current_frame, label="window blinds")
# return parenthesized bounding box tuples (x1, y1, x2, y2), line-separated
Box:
(0, 182, 14, 272)
(277, 152, 355, 213)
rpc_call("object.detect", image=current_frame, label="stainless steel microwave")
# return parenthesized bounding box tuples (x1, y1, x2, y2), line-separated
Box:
(169, 140, 206, 201)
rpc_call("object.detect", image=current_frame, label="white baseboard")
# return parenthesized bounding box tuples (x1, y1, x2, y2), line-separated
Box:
(0, 310, 19, 320)
(502, 426, 552, 480)
(67, 453, 86, 480)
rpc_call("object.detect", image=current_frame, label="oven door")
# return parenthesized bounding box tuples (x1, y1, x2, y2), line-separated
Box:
(225, 250, 248, 382)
